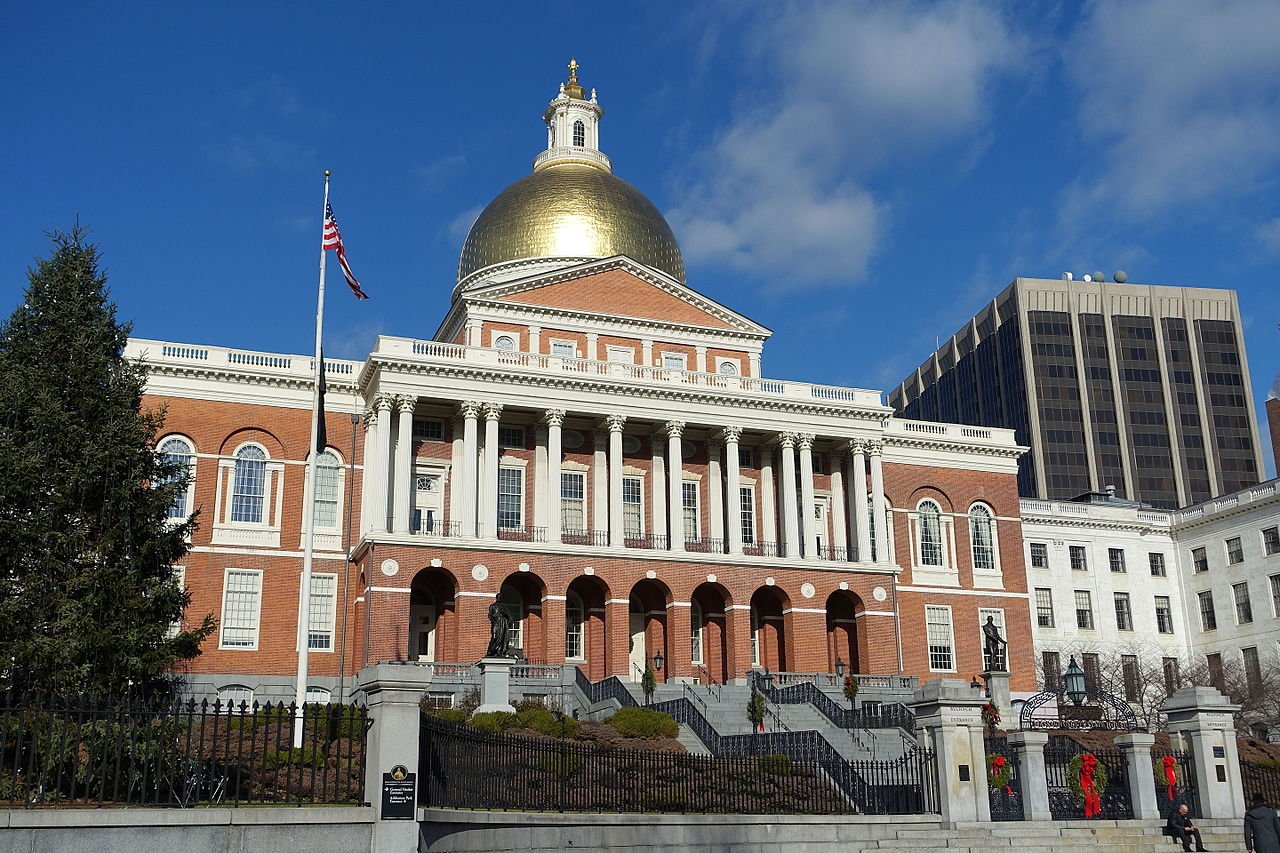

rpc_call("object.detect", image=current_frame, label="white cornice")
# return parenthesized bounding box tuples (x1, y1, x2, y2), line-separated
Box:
(461, 300, 769, 344)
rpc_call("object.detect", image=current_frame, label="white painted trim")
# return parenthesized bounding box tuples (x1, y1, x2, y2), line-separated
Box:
(898, 585, 1029, 599)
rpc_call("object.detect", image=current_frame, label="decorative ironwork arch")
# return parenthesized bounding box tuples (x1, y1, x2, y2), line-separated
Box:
(1018, 687, 1143, 732)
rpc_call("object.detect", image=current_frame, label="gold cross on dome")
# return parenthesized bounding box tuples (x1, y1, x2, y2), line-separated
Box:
(568, 58, 579, 79)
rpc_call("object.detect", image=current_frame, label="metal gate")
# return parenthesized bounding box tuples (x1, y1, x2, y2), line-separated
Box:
(1044, 741, 1133, 820)
(986, 736, 1024, 821)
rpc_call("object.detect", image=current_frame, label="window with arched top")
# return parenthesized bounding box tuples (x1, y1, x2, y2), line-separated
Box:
(917, 500, 943, 567)
(217, 684, 254, 712)
(717, 360, 740, 376)
(499, 587, 523, 652)
(231, 445, 267, 523)
(312, 450, 342, 529)
(493, 334, 516, 352)
(565, 592, 585, 661)
(690, 600, 704, 665)
(572, 120, 585, 147)
(158, 436, 195, 519)
(969, 504, 997, 572)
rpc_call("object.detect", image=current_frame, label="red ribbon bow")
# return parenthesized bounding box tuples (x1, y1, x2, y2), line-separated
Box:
(1081, 753, 1102, 818)
(1162, 755, 1178, 801)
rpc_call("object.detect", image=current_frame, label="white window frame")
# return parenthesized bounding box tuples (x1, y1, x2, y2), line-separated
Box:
(715, 357, 741, 376)
(1074, 589, 1094, 630)
(157, 435, 196, 521)
(565, 591, 585, 661)
(308, 449, 344, 532)
(490, 331, 519, 352)
(306, 572, 338, 652)
(562, 471, 587, 533)
(682, 479, 700, 541)
(1226, 536, 1244, 565)
(750, 604, 761, 667)
(622, 475, 644, 538)
(925, 605, 956, 672)
(968, 503, 999, 574)
(230, 443, 269, 524)
(1113, 591, 1133, 631)
(219, 568, 263, 650)
(606, 345, 634, 364)
(498, 425, 525, 450)
(1034, 587, 1054, 628)
(1155, 595, 1175, 634)
(167, 565, 186, 638)
(413, 419, 444, 442)
(497, 466, 524, 530)
(915, 500, 945, 568)
(217, 685, 254, 712)
(500, 587, 523, 651)
(660, 352, 687, 371)
(690, 600, 704, 665)
(214, 441, 283, 547)
(739, 485, 756, 545)
(305, 687, 332, 705)
(550, 338, 577, 358)
(978, 607, 1006, 670)
(1029, 542, 1049, 568)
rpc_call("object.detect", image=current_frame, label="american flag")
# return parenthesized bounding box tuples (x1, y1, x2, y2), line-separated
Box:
(323, 202, 369, 300)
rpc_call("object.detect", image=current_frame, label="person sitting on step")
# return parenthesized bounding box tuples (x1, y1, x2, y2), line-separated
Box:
(1167, 803, 1207, 852)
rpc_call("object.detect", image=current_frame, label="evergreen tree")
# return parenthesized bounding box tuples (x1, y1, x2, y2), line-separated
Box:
(0, 228, 215, 697)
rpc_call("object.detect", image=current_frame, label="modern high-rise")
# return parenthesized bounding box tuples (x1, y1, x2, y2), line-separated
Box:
(888, 277, 1265, 508)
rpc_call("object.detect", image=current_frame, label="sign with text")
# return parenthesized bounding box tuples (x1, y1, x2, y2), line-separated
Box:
(381, 764, 416, 820)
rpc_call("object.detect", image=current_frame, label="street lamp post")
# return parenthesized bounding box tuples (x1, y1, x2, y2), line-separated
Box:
(1063, 656, 1088, 707)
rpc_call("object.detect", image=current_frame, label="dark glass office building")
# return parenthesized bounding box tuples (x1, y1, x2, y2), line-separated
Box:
(888, 278, 1265, 508)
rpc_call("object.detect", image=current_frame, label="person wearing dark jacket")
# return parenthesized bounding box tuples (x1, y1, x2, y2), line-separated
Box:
(1167, 803, 1207, 852)
(1246, 792, 1280, 853)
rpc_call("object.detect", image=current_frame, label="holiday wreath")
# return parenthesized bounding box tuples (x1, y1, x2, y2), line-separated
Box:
(987, 754, 1013, 792)
(1068, 752, 1108, 818)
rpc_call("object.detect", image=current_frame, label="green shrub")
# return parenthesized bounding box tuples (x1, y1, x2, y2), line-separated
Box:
(456, 688, 481, 717)
(513, 707, 581, 739)
(605, 707, 679, 739)
(264, 746, 325, 770)
(759, 753, 793, 776)
(468, 711, 516, 733)
(430, 709, 468, 725)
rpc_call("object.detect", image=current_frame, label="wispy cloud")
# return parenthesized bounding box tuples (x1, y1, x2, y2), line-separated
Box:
(415, 155, 467, 191)
(208, 134, 317, 173)
(667, 1, 1026, 290)
(446, 204, 484, 246)
(1256, 218, 1280, 256)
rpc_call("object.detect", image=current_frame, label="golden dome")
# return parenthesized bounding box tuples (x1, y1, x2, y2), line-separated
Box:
(457, 162, 686, 284)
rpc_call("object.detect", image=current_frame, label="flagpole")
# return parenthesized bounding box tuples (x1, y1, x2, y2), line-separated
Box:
(294, 169, 331, 748)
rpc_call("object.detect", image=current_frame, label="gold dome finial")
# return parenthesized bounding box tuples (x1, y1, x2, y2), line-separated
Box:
(564, 57, 585, 100)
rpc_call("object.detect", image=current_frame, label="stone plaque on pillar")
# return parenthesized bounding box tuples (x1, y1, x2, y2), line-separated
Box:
(476, 657, 516, 714)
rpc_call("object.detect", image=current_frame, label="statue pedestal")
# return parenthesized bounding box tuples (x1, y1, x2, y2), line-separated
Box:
(982, 669, 1013, 727)
(476, 657, 516, 714)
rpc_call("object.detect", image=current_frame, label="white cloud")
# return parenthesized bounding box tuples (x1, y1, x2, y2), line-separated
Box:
(1256, 218, 1280, 256)
(1063, 0, 1280, 221)
(667, 1, 1025, 289)
(446, 205, 484, 246)
(415, 155, 467, 191)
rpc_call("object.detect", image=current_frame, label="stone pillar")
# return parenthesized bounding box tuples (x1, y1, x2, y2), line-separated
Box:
(592, 430, 608, 536)
(370, 394, 394, 534)
(982, 669, 1013, 727)
(480, 402, 502, 538)
(723, 427, 744, 555)
(868, 440, 888, 562)
(606, 415, 626, 546)
(1115, 732, 1161, 819)
(392, 396, 415, 534)
(651, 435, 667, 543)
(448, 415, 463, 529)
(476, 658, 516, 714)
(1005, 731, 1051, 821)
(909, 679, 991, 825)
(798, 434, 817, 558)
(851, 440, 871, 563)
(707, 439, 724, 547)
(458, 401, 480, 538)
(1160, 686, 1245, 819)
(533, 425, 548, 531)
(544, 409, 564, 543)
(354, 665, 428, 851)
(830, 452, 848, 559)
(665, 421, 685, 552)
(760, 447, 777, 548)
(695, 345, 707, 374)
(359, 409, 376, 535)
(778, 433, 799, 558)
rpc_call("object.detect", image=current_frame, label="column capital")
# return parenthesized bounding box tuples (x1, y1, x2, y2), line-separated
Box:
(458, 400, 482, 420)
(374, 393, 396, 413)
(776, 431, 797, 449)
(604, 414, 627, 433)
(796, 433, 816, 451)
(363, 407, 377, 430)
(481, 402, 504, 422)
(849, 437, 868, 455)
(543, 408, 567, 428)
(866, 439, 883, 456)
(395, 395, 417, 415)
(663, 420, 685, 439)
(720, 426, 743, 444)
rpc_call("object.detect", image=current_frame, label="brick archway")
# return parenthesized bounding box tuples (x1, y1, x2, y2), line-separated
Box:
(825, 589, 866, 675)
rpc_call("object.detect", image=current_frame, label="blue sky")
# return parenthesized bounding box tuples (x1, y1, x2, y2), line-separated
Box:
(3, 1, 1279, 474)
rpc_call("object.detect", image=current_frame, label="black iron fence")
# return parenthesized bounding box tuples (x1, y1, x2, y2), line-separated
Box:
(1152, 750, 1198, 819)
(0, 694, 369, 808)
(1242, 761, 1280, 809)
(985, 736, 1024, 821)
(1044, 741, 1133, 820)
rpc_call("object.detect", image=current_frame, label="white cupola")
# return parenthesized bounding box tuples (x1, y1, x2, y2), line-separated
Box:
(534, 58, 612, 174)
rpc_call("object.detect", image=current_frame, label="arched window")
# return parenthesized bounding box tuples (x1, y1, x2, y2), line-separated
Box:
(917, 500, 943, 567)
(749, 603, 761, 667)
(717, 360, 740, 376)
(499, 587, 523, 652)
(158, 436, 195, 519)
(565, 592, 585, 660)
(572, 119, 585, 147)
(493, 334, 516, 352)
(312, 450, 341, 528)
(304, 686, 332, 705)
(690, 600, 704, 665)
(217, 684, 254, 712)
(969, 504, 996, 572)
(231, 445, 267, 523)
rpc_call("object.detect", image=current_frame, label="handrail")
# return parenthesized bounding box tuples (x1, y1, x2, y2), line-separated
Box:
(749, 671, 916, 734)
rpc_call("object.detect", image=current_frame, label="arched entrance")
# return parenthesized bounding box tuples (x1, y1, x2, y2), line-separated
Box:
(749, 586, 789, 672)
(565, 575, 610, 680)
(409, 567, 458, 663)
(690, 582, 732, 684)
(497, 571, 548, 663)
(825, 590, 866, 674)
(628, 578, 671, 682)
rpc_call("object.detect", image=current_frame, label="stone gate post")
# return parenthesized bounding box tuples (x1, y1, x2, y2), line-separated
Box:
(1005, 730, 1051, 821)
(909, 679, 991, 824)
(355, 664, 430, 853)
(1160, 686, 1244, 820)
(1114, 732, 1160, 819)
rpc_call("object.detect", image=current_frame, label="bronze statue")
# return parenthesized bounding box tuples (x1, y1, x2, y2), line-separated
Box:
(983, 615, 1008, 671)
(486, 600, 512, 658)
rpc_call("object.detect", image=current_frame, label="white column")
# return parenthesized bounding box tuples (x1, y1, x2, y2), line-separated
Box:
(798, 434, 817, 558)
(358, 410, 374, 534)
(606, 414, 626, 546)
(695, 345, 707, 374)
(708, 439, 724, 548)
(778, 433, 799, 558)
(592, 430, 607, 536)
(481, 402, 502, 538)
(641, 339, 654, 367)
(448, 416, 463, 532)
(650, 434, 667, 543)
(748, 352, 761, 377)
(544, 409, 564, 543)
(371, 395, 394, 534)
(459, 401, 480, 538)
(585, 332, 599, 361)
(533, 425, 548, 531)
(830, 451, 848, 559)
(528, 325, 542, 355)
(392, 396, 415, 534)
(851, 440, 871, 563)
(760, 446, 777, 548)
(465, 319, 482, 347)
(869, 440, 887, 563)
(666, 421, 685, 551)
(722, 427, 743, 555)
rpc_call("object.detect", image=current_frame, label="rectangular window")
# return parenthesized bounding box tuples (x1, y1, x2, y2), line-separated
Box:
(738, 447, 755, 469)
(1042, 650, 1062, 691)
(497, 467, 524, 530)
(312, 459, 340, 529)
(1234, 582, 1253, 624)
(1244, 646, 1262, 692)
(1121, 655, 1140, 702)
(622, 476, 643, 537)
(550, 339, 576, 358)
(661, 352, 687, 370)
(1162, 657, 1179, 696)
(1198, 591, 1217, 631)
(1114, 592, 1133, 631)
(925, 605, 955, 671)
(561, 472, 586, 533)
(1075, 590, 1094, 629)
(1082, 653, 1101, 689)
(220, 569, 262, 649)
(1149, 553, 1167, 577)
(1227, 537, 1244, 565)
(1070, 546, 1088, 571)
(739, 486, 756, 545)
(1155, 595, 1175, 634)
(1271, 574, 1280, 617)
(1192, 547, 1209, 573)
(307, 573, 337, 651)
(1035, 588, 1055, 628)
(1109, 548, 1126, 573)
(682, 481, 700, 541)
(1030, 542, 1048, 568)
(1265, 527, 1280, 556)
(167, 565, 186, 638)
(1207, 653, 1224, 690)
(412, 419, 444, 442)
(606, 346, 634, 364)
(978, 608, 1006, 671)
(498, 426, 525, 449)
